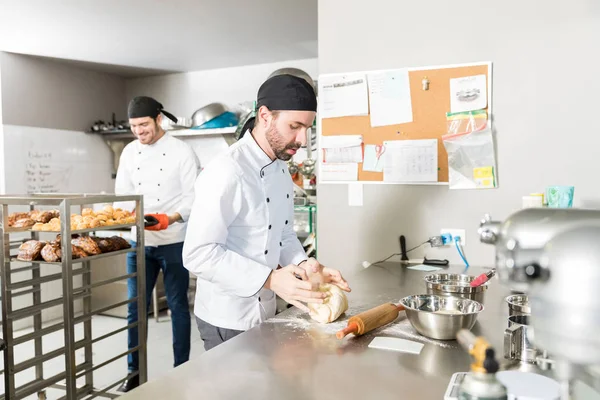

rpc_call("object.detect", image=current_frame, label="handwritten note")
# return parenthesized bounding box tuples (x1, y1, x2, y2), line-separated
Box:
(383, 140, 438, 183)
(26, 150, 71, 194)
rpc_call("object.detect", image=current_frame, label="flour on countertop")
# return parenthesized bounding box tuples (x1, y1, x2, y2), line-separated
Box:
(265, 304, 457, 349)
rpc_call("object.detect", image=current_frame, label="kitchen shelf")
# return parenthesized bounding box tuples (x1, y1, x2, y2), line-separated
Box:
(0, 194, 148, 400)
(11, 247, 136, 266)
(170, 126, 237, 137)
(5, 222, 136, 235)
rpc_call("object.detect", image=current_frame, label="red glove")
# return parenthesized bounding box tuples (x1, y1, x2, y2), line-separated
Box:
(144, 214, 170, 231)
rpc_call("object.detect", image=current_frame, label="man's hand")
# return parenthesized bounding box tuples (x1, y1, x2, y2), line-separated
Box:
(168, 213, 182, 225)
(301, 258, 351, 292)
(264, 265, 326, 312)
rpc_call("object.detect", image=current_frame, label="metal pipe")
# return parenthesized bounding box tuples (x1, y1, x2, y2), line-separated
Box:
(14, 346, 66, 373)
(10, 264, 41, 274)
(82, 259, 94, 389)
(1, 204, 17, 398)
(32, 258, 44, 384)
(136, 196, 148, 385)
(9, 371, 67, 400)
(10, 286, 41, 299)
(72, 272, 136, 295)
(73, 298, 137, 325)
(60, 198, 77, 400)
(13, 321, 64, 345)
(8, 292, 88, 321)
(74, 323, 137, 350)
(75, 346, 140, 380)
(8, 267, 88, 291)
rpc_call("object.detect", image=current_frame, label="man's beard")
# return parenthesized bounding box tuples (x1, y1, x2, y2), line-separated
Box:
(266, 125, 302, 161)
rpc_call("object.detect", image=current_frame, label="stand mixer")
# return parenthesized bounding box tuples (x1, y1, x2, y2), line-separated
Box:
(478, 208, 600, 398)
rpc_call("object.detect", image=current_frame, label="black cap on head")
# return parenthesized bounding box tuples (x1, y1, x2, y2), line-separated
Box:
(257, 74, 317, 113)
(127, 96, 178, 123)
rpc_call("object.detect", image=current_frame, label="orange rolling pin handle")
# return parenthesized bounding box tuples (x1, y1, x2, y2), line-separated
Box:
(336, 322, 359, 339)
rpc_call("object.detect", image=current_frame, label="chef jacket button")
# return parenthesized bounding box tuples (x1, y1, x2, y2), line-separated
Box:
(138, 152, 141, 155)
(287, 194, 290, 198)
(264, 250, 268, 255)
(138, 183, 141, 186)
(268, 225, 272, 229)
(279, 242, 282, 246)
(160, 168, 163, 171)
(282, 169, 284, 173)
(285, 220, 288, 224)
(266, 198, 270, 203)
(158, 184, 160, 186)
(137, 167, 140, 170)
(163, 153, 166, 156)
(157, 199, 160, 201)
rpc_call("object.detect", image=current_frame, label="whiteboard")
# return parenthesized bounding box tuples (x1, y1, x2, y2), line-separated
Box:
(2, 124, 114, 195)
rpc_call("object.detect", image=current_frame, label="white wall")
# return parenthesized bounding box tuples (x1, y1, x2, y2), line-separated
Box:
(0, 52, 127, 131)
(317, 0, 600, 277)
(0, 52, 127, 330)
(125, 58, 318, 119)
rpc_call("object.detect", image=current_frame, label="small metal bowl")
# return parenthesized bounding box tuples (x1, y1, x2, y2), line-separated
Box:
(400, 294, 484, 340)
(505, 294, 530, 316)
(424, 273, 488, 305)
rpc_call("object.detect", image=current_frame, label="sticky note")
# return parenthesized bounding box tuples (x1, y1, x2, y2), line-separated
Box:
(473, 166, 495, 188)
(369, 337, 424, 355)
(363, 144, 385, 172)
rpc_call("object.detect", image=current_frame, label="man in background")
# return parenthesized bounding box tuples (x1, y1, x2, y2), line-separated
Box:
(115, 96, 199, 392)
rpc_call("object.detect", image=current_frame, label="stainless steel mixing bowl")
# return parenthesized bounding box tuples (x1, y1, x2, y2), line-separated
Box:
(424, 273, 488, 304)
(400, 294, 484, 340)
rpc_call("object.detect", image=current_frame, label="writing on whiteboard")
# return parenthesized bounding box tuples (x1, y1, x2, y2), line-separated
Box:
(26, 150, 72, 194)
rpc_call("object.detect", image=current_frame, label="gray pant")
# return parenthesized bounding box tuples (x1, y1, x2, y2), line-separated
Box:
(195, 317, 244, 351)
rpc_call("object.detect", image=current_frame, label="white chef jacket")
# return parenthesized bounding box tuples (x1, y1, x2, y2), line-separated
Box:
(183, 132, 307, 331)
(114, 133, 199, 247)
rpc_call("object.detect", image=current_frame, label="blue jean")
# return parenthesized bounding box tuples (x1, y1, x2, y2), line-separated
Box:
(126, 241, 191, 372)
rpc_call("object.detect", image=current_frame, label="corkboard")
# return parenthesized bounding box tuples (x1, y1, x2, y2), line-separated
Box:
(320, 63, 491, 183)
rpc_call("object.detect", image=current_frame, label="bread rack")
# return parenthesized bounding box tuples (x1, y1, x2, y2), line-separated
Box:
(0, 194, 147, 400)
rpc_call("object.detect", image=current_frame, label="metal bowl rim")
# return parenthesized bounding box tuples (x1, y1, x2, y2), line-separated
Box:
(400, 294, 484, 315)
(424, 273, 489, 294)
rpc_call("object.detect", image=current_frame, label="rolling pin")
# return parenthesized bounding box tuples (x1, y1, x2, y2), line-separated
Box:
(336, 303, 404, 339)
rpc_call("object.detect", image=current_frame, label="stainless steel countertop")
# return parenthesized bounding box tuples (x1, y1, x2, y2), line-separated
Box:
(120, 263, 600, 400)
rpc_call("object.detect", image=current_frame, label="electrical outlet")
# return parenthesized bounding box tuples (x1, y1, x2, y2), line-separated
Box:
(440, 229, 466, 245)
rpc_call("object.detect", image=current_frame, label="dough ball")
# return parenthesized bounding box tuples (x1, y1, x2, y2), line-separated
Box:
(308, 284, 348, 323)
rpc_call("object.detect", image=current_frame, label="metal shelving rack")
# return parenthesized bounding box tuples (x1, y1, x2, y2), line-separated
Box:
(0, 194, 147, 400)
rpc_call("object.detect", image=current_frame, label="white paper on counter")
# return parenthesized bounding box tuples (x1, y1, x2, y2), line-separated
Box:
(369, 337, 424, 355)
(407, 264, 443, 272)
(320, 163, 358, 181)
(321, 135, 363, 163)
(319, 74, 369, 119)
(449, 74, 487, 113)
(367, 70, 413, 127)
(383, 139, 438, 182)
(348, 183, 363, 206)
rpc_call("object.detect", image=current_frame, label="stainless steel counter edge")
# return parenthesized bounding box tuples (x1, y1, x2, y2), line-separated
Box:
(120, 263, 600, 400)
